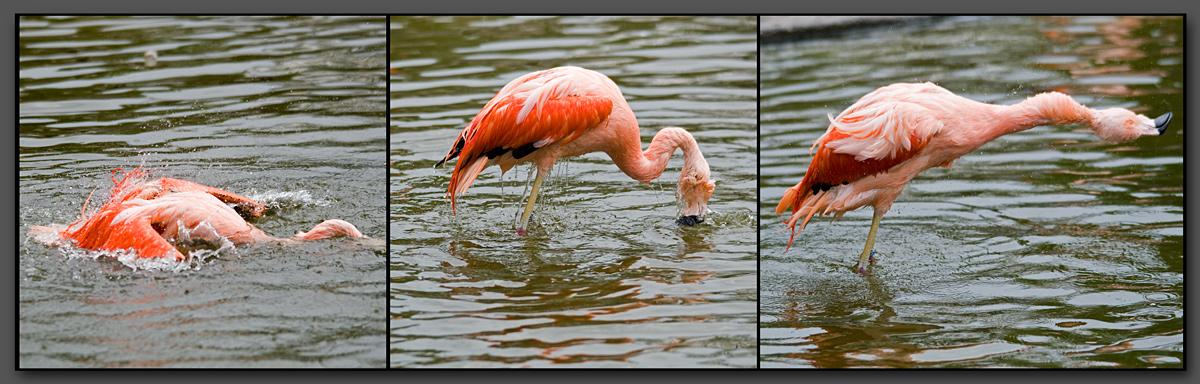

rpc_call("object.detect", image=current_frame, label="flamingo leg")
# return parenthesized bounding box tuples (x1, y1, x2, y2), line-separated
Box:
(516, 171, 545, 236)
(854, 213, 883, 274)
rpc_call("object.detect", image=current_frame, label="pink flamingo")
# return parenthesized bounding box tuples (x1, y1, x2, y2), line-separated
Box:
(776, 82, 1172, 274)
(30, 168, 365, 261)
(437, 66, 715, 235)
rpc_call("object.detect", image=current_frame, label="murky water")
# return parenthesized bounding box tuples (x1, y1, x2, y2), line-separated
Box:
(759, 16, 1183, 368)
(18, 16, 388, 368)
(389, 16, 758, 368)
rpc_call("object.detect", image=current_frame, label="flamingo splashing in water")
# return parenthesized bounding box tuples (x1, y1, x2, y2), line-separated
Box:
(437, 66, 715, 235)
(776, 82, 1172, 274)
(29, 167, 365, 261)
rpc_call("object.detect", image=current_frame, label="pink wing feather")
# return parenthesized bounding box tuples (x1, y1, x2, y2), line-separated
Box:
(777, 83, 947, 249)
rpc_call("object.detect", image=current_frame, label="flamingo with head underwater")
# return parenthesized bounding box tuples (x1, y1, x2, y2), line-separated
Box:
(776, 82, 1173, 274)
(437, 66, 715, 235)
(30, 167, 365, 261)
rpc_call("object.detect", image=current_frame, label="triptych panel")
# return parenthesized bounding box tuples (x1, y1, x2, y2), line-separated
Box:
(14, 15, 1184, 370)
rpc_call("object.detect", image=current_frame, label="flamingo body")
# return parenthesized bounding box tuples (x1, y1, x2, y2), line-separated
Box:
(439, 66, 715, 233)
(778, 82, 1172, 273)
(35, 168, 364, 261)
(153, 177, 266, 218)
(441, 67, 616, 207)
(65, 191, 267, 260)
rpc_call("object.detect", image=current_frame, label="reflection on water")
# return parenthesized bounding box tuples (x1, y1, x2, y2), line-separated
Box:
(18, 16, 387, 368)
(390, 16, 758, 368)
(759, 16, 1182, 368)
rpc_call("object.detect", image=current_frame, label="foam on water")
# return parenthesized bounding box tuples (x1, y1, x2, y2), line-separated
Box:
(31, 222, 240, 273)
(246, 189, 330, 209)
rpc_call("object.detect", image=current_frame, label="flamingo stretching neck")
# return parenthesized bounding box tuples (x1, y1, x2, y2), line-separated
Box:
(777, 82, 1172, 274)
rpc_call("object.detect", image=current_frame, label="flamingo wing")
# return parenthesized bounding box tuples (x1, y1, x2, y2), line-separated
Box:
(62, 205, 185, 260)
(439, 68, 615, 213)
(777, 84, 946, 216)
(101, 215, 187, 260)
(94, 167, 264, 218)
(156, 178, 265, 218)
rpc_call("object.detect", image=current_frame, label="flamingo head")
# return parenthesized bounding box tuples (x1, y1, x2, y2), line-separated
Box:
(675, 160, 715, 226)
(1091, 108, 1172, 143)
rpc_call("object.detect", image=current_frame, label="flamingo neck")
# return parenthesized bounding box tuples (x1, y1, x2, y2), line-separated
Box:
(612, 127, 707, 184)
(293, 219, 364, 241)
(990, 92, 1096, 140)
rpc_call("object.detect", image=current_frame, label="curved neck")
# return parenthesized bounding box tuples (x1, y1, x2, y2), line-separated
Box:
(611, 127, 708, 183)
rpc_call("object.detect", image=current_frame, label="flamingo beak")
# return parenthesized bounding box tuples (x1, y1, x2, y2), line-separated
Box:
(676, 215, 704, 226)
(676, 199, 708, 226)
(1154, 112, 1172, 135)
(676, 196, 708, 226)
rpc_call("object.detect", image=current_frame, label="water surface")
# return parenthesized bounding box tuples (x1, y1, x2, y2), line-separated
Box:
(389, 16, 758, 368)
(18, 15, 388, 368)
(759, 16, 1183, 369)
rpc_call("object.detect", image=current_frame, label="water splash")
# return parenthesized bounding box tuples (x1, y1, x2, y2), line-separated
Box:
(34, 220, 240, 273)
(246, 189, 330, 209)
(173, 219, 237, 252)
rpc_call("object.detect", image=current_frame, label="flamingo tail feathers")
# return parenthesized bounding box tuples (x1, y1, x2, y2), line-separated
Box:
(437, 135, 466, 168)
(446, 156, 489, 215)
(780, 184, 837, 252)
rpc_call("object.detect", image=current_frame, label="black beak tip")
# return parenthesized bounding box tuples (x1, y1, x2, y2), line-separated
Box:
(1154, 112, 1172, 134)
(676, 215, 703, 226)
